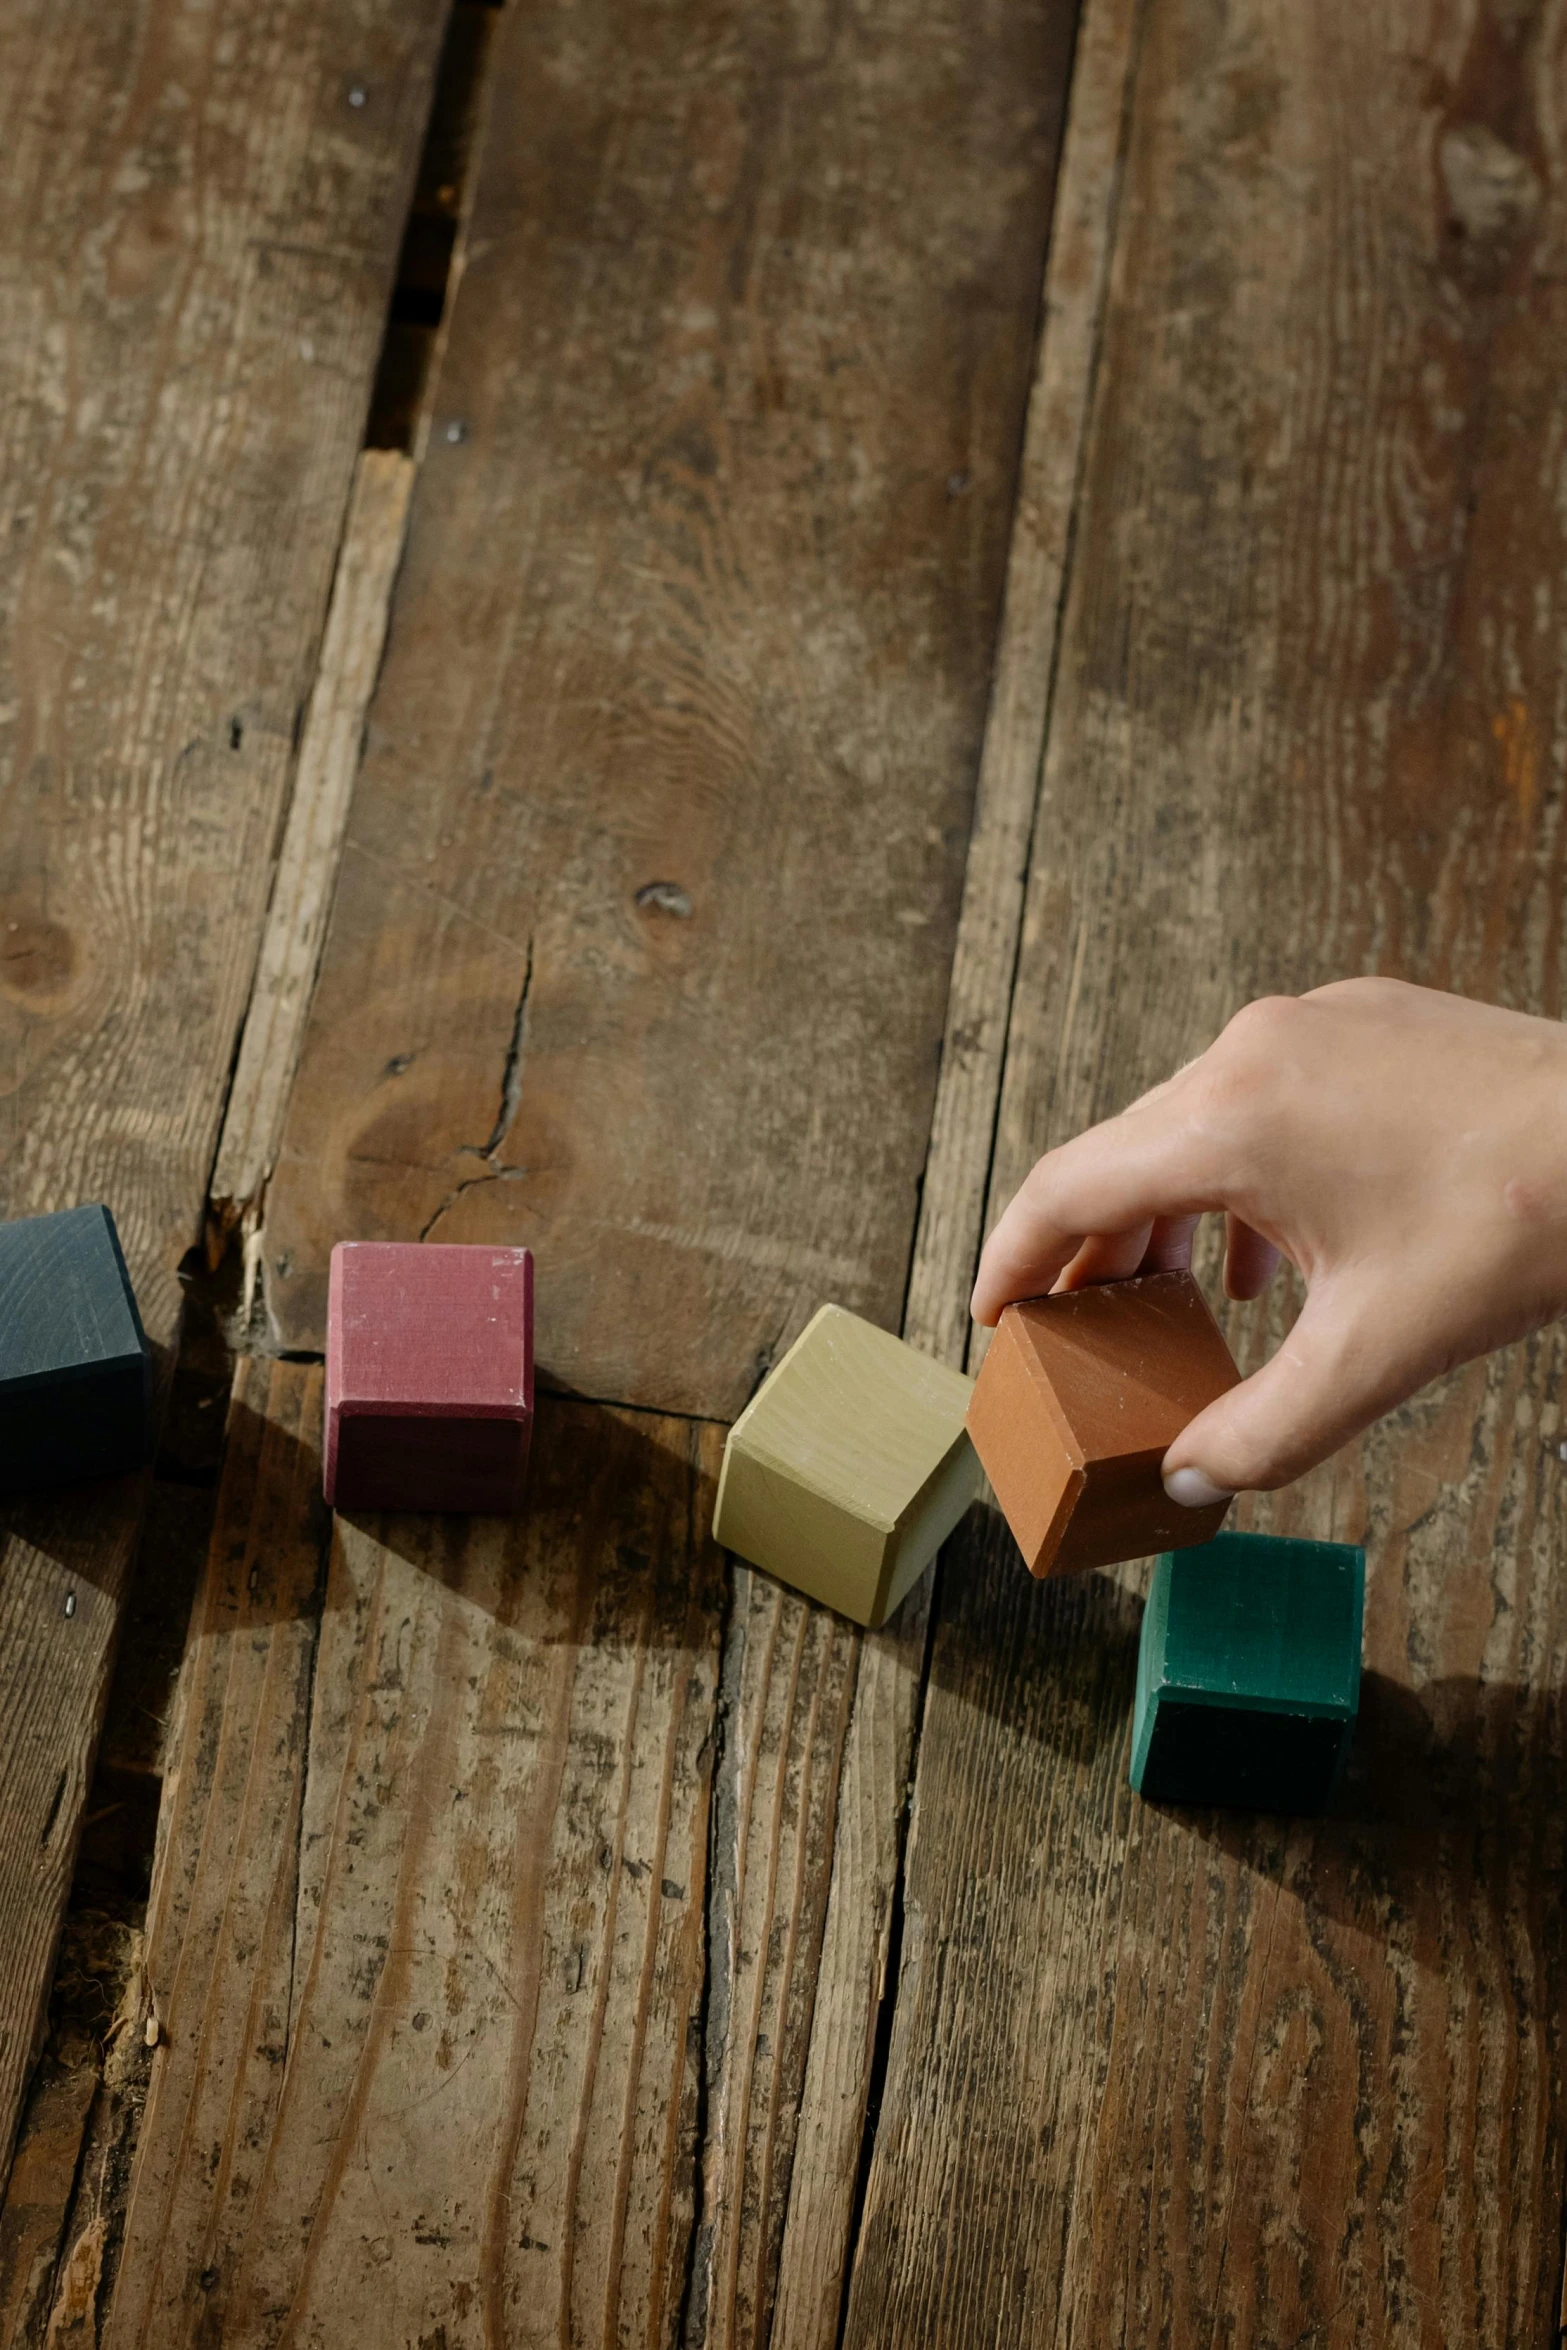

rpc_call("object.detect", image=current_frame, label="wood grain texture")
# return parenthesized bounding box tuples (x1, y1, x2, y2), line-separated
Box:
(764, 10, 1145, 2341)
(901, 0, 1144, 1377)
(103, 1392, 725, 2347)
(0, 0, 446, 2187)
(260, 0, 1076, 1417)
(0, 0, 442, 1343)
(685, 1571, 861, 2349)
(210, 451, 415, 1233)
(0, 1494, 141, 2194)
(105, 1358, 326, 2350)
(846, 0, 1567, 2340)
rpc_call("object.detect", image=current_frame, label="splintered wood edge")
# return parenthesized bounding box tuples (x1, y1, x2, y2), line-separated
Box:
(209, 449, 414, 1231)
(768, 2, 1146, 2341)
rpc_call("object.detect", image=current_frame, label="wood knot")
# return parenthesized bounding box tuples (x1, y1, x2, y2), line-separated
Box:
(0, 909, 79, 1003)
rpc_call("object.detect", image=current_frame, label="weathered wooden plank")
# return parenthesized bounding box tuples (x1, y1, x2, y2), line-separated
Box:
(684, 1570, 860, 2348)
(103, 1392, 725, 2346)
(0, 1496, 140, 2175)
(210, 452, 415, 1240)
(260, 0, 1075, 1419)
(0, 2050, 99, 2347)
(901, 0, 1144, 1377)
(104, 1358, 326, 2350)
(845, 0, 1567, 2340)
(0, 0, 448, 2178)
(0, 0, 443, 1334)
(757, 9, 1144, 2342)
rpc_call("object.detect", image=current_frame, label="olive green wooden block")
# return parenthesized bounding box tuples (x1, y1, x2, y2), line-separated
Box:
(714, 1304, 980, 1627)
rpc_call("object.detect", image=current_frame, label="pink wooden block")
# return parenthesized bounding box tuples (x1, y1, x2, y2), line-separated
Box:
(324, 1242, 534, 1512)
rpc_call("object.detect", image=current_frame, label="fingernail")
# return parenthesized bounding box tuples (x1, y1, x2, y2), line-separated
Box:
(1163, 1466, 1235, 1509)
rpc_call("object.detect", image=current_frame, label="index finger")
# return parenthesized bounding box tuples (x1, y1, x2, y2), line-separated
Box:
(969, 1087, 1222, 1325)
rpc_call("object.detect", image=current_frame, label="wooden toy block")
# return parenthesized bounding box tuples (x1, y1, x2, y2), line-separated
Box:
(0, 1203, 153, 1493)
(713, 1304, 980, 1627)
(1130, 1531, 1365, 1812)
(964, 1269, 1240, 1577)
(325, 1242, 534, 1512)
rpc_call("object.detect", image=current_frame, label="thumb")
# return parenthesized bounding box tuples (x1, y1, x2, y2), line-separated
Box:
(1162, 1278, 1416, 1500)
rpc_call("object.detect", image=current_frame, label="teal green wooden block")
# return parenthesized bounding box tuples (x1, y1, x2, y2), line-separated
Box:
(1130, 1531, 1365, 1814)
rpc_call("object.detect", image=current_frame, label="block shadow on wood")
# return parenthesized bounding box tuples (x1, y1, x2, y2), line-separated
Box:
(0, 1477, 150, 1602)
(107, 1364, 727, 2349)
(855, 1499, 1567, 2347)
(927, 1499, 1146, 1773)
(206, 1377, 722, 1642)
(928, 1504, 1565, 1973)
(334, 1396, 722, 1650)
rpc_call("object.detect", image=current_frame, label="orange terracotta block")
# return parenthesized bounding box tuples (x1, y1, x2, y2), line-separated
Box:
(965, 1270, 1240, 1577)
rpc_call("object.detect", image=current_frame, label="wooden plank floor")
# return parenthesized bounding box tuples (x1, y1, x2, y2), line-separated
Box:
(6, 0, 1567, 2342)
(106, 1366, 725, 2346)
(0, 0, 449, 2200)
(259, 0, 1074, 1418)
(846, 1, 1567, 2342)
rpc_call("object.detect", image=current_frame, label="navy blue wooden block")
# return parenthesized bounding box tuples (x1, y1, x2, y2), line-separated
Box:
(0, 1205, 153, 1493)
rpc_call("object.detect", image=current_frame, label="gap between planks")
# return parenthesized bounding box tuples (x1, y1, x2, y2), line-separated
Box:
(0, 0, 493, 2318)
(208, 446, 414, 1264)
(121, 3, 1142, 2339)
(842, 0, 1567, 2336)
(760, 1, 1146, 2339)
(208, 0, 506, 1266)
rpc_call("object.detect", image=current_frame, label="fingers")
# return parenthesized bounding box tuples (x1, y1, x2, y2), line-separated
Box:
(1055, 1213, 1204, 1291)
(1224, 1213, 1280, 1300)
(970, 1103, 1217, 1325)
(1162, 1279, 1416, 1498)
(1141, 1213, 1202, 1275)
(1054, 1223, 1154, 1290)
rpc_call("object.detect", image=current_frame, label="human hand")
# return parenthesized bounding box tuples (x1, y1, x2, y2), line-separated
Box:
(970, 979, 1567, 1503)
